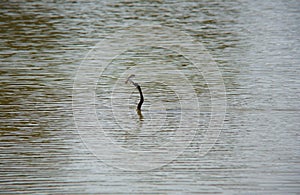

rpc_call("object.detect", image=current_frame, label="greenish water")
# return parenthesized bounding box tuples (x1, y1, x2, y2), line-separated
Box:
(1, 1, 299, 194)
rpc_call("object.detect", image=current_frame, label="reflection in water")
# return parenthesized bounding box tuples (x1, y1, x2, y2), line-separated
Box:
(1, 0, 299, 194)
(136, 109, 143, 120)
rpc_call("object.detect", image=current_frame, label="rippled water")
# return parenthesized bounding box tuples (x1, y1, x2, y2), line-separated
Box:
(1, 1, 299, 194)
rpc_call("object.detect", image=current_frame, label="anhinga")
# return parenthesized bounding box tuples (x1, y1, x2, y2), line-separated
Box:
(125, 74, 144, 111)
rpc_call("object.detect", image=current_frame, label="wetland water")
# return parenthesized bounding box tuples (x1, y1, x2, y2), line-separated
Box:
(1, 1, 299, 194)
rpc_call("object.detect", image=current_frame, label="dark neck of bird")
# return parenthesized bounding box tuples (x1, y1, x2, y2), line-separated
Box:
(136, 85, 144, 111)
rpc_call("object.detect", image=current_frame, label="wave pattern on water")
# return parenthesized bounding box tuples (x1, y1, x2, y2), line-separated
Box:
(0, 0, 299, 194)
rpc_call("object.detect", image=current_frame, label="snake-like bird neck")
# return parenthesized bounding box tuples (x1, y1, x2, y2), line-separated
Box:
(125, 74, 144, 111)
(136, 84, 144, 111)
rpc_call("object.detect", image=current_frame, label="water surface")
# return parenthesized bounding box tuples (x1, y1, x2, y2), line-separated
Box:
(0, 1, 299, 194)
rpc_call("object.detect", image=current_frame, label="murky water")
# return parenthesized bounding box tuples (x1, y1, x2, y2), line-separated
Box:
(1, 1, 299, 194)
